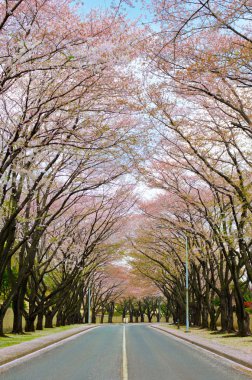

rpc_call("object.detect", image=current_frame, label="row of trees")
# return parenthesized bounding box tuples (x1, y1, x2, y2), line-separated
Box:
(0, 0, 140, 336)
(1, 0, 252, 337)
(88, 292, 169, 324)
(117, 296, 169, 323)
(131, 0, 252, 336)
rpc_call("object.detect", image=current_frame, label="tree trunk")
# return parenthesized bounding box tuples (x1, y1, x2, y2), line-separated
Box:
(45, 312, 54, 328)
(235, 296, 251, 336)
(101, 313, 105, 323)
(61, 313, 66, 326)
(172, 313, 176, 324)
(220, 292, 230, 332)
(56, 311, 62, 327)
(0, 311, 5, 337)
(231, 260, 251, 336)
(191, 302, 201, 326)
(84, 305, 89, 323)
(122, 309, 126, 322)
(227, 296, 234, 333)
(201, 307, 208, 328)
(91, 309, 96, 323)
(36, 312, 44, 330)
(25, 317, 36, 332)
(12, 293, 24, 334)
(209, 307, 218, 331)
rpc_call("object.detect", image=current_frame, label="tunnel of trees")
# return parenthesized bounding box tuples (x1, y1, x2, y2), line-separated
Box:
(0, 0, 252, 337)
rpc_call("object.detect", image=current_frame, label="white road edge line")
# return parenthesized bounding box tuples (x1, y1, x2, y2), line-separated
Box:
(0, 326, 99, 374)
(122, 325, 128, 380)
(150, 326, 252, 375)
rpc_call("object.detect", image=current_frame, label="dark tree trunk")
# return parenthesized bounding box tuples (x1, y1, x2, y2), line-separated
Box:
(201, 307, 209, 328)
(12, 277, 28, 334)
(0, 312, 5, 337)
(209, 307, 218, 331)
(45, 312, 53, 328)
(191, 303, 201, 326)
(230, 258, 251, 336)
(172, 313, 176, 324)
(84, 304, 89, 323)
(61, 314, 66, 326)
(36, 313, 44, 330)
(107, 302, 115, 323)
(122, 308, 127, 321)
(56, 311, 62, 327)
(91, 309, 96, 324)
(73, 312, 82, 324)
(227, 293, 234, 332)
(235, 298, 251, 336)
(25, 317, 36, 332)
(220, 291, 233, 332)
(12, 293, 24, 334)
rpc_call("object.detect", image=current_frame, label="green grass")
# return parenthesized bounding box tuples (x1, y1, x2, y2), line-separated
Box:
(160, 323, 252, 352)
(0, 324, 84, 349)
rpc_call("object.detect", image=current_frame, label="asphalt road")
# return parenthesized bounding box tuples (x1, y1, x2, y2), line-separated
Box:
(0, 325, 251, 380)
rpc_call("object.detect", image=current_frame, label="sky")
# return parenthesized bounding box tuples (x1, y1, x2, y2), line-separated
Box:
(73, 0, 152, 24)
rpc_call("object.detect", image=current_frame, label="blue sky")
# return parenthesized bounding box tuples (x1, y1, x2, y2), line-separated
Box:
(73, 0, 151, 23)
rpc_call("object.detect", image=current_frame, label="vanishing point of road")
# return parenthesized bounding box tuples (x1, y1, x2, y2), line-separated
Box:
(0, 325, 251, 380)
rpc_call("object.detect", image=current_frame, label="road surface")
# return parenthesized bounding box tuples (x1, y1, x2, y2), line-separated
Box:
(0, 325, 251, 380)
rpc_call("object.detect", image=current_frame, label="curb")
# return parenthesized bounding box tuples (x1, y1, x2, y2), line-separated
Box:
(151, 325, 252, 370)
(0, 325, 99, 367)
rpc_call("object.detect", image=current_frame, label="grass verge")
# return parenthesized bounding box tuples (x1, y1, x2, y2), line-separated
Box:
(160, 323, 252, 352)
(0, 324, 84, 349)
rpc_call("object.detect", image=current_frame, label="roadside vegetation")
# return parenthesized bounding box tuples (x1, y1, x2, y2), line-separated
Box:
(161, 324, 252, 353)
(0, 0, 252, 343)
(0, 324, 84, 349)
(0, 0, 140, 337)
(128, 1, 252, 337)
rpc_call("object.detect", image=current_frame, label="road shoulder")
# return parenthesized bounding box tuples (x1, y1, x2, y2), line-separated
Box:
(151, 324, 252, 370)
